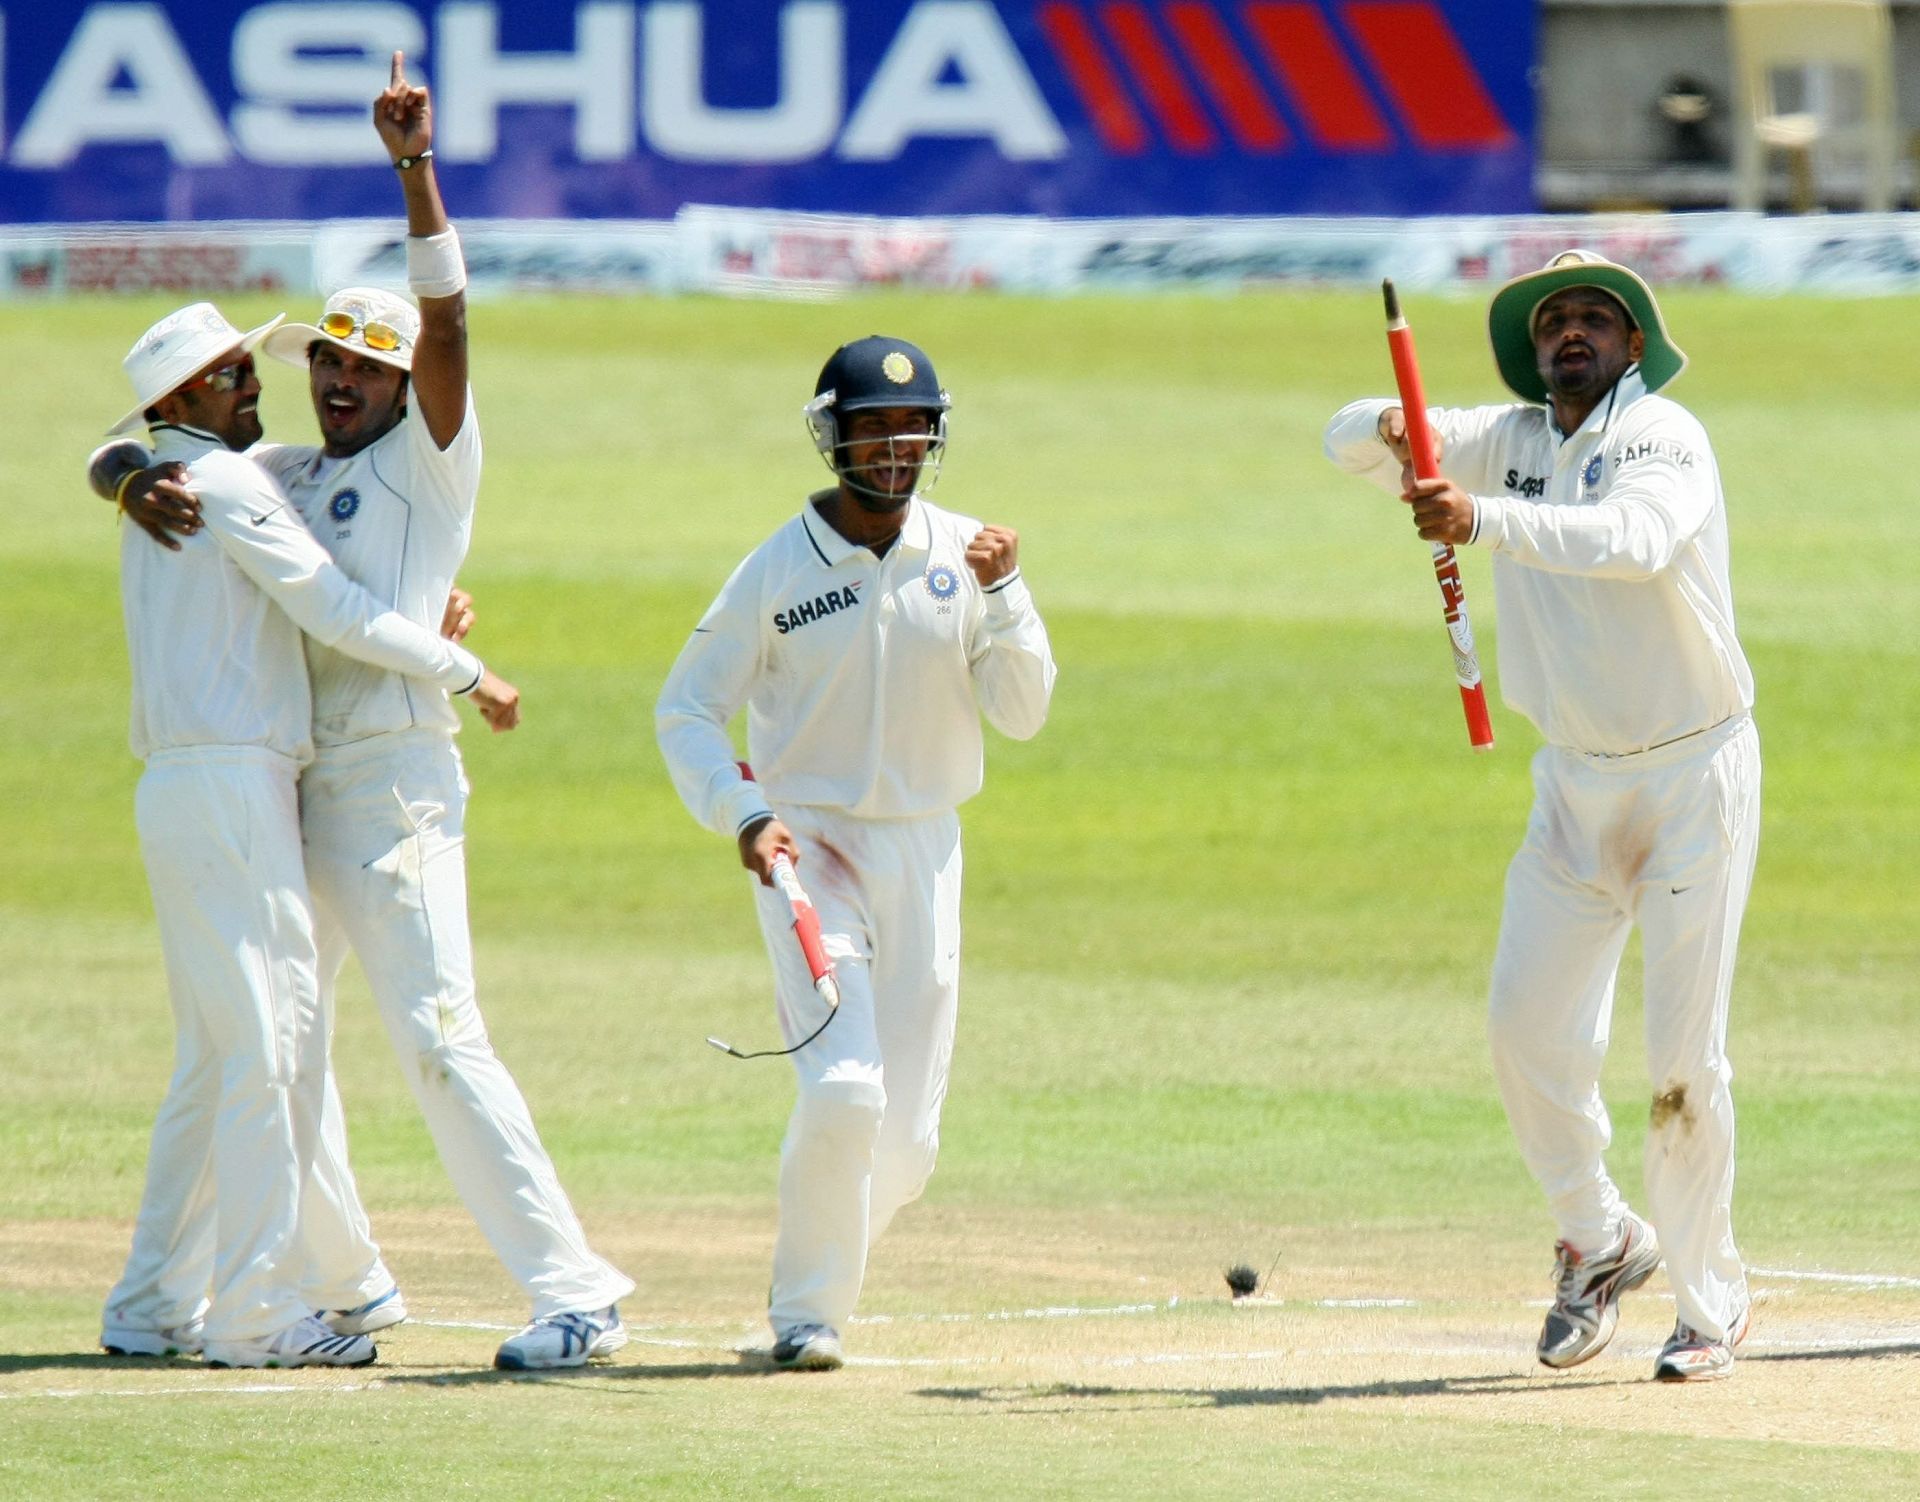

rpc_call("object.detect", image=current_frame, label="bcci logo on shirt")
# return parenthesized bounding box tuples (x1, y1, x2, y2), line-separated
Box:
(924, 564, 959, 601)
(1581, 454, 1603, 499)
(328, 487, 361, 522)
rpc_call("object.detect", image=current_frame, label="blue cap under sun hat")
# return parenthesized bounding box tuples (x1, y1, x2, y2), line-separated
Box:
(1487, 250, 1687, 404)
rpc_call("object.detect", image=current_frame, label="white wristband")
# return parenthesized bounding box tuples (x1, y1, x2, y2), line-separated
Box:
(408, 227, 467, 299)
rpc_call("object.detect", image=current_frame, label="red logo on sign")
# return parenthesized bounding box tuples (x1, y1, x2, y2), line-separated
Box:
(1037, 1, 1515, 156)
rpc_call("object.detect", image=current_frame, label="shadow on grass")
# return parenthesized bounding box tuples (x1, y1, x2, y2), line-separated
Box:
(0, 1352, 774, 1382)
(915, 1371, 1603, 1412)
(0, 1353, 201, 1374)
(916, 1340, 1920, 1412)
(1744, 1342, 1920, 1364)
(373, 1353, 780, 1387)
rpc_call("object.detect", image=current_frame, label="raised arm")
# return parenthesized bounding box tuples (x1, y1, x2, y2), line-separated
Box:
(963, 526, 1055, 741)
(375, 51, 467, 451)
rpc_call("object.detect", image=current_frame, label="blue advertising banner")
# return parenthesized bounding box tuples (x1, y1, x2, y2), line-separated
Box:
(0, 2, 1536, 223)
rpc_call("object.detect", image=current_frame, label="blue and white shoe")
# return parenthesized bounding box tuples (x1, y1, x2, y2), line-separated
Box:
(101, 1319, 205, 1358)
(493, 1305, 627, 1370)
(319, 1288, 408, 1337)
(204, 1314, 377, 1369)
(770, 1324, 844, 1372)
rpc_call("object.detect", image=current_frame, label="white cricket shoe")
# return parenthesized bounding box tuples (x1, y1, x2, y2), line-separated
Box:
(1536, 1210, 1663, 1369)
(319, 1287, 408, 1337)
(1654, 1301, 1751, 1383)
(204, 1314, 377, 1369)
(770, 1324, 844, 1372)
(101, 1319, 205, 1358)
(493, 1305, 627, 1371)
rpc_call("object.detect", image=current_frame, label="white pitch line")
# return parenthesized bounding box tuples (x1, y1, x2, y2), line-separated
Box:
(5, 1381, 382, 1402)
(856, 1300, 1170, 1326)
(1749, 1266, 1920, 1291)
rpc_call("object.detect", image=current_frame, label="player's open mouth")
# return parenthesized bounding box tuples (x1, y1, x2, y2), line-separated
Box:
(323, 394, 361, 424)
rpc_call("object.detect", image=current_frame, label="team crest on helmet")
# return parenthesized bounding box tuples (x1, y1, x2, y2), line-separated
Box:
(924, 563, 960, 601)
(882, 351, 915, 384)
(329, 487, 361, 522)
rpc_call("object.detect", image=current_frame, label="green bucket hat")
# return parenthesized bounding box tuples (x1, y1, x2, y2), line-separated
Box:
(1487, 249, 1686, 404)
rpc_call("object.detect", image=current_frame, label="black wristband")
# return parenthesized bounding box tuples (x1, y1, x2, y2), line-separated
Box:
(394, 148, 434, 171)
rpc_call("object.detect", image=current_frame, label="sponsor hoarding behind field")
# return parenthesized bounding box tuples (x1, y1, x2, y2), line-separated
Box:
(10, 210, 1920, 300)
(0, 1, 1536, 221)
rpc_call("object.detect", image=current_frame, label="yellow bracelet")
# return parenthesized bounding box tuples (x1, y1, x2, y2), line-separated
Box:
(113, 467, 139, 511)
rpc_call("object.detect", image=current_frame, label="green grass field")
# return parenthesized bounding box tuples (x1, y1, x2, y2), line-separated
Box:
(1, 289, 1916, 1498)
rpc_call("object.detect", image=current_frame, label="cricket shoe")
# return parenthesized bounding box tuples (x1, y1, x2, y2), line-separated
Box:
(101, 1319, 205, 1358)
(318, 1287, 408, 1337)
(204, 1315, 377, 1369)
(770, 1324, 844, 1372)
(493, 1305, 627, 1371)
(1537, 1210, 1663, 1369)
(1654, 1301, 1751, 1383)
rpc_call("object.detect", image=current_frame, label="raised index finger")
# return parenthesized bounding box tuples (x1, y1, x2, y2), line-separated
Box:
(390, 50, 406, 89)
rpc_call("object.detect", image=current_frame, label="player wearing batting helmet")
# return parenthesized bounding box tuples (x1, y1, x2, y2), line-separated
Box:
(657, 335, 1056, 1371)
(1323, 251, 1760, 1383)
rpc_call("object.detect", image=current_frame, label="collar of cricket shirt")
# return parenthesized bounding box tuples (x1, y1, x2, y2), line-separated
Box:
(802, 493, 932, 567)
(1553, 364, 1649, 446)
(148, 422, 225, 461)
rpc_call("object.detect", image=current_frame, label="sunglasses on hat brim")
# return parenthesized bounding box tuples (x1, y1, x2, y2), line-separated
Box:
(319, 311, 409, 353)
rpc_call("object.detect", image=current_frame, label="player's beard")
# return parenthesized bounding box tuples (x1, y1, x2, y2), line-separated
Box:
(1542, 340, 1625, 404)
(839, 445, 923, 513)
(845, 479, 914, 516)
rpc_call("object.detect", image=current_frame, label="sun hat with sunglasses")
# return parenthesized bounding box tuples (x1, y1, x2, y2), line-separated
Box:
(263, 287, 421, 374)
(107, 302, 286, 436)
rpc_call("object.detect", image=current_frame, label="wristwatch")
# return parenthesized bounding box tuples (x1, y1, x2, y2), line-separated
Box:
(394, 148, 434, 171)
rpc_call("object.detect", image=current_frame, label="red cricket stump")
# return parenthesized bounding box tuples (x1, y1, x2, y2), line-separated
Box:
(736, 761, 840, 1009)
(1382, 280, 1496, 752)
(770, 853, 840, 1010)
(707, 765, 842, 1060)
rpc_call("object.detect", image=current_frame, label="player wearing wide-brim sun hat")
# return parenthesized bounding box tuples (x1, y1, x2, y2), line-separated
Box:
(107, 301, 285, 435)
(1486, 249, 1687, 404)
(262, 287, 421, 373)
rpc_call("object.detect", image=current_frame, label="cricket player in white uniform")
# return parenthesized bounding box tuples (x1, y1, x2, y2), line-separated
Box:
(657, 336, 1056, 1370)
(1323, 251, 1760, 1382)
(96, 302, 520, 1370)
(101, 55, 633, 1371)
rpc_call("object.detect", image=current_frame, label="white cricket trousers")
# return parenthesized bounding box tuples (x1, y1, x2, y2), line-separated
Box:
(292, 731, 633, 1317)
(761, 806, 963, 1335)
(104, 748, 321, 1344)
(1489, 715, 1761, 1342)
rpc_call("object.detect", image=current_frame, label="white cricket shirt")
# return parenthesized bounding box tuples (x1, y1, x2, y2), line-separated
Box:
(657, 494, 1056, 834)
(255, 393, 480, 748)
(119, 424, 483, 764)
(1324, 368, 1753, 756)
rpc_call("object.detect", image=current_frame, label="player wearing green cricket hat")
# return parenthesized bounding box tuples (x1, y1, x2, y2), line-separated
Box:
(1322, 249, 1759, 1385)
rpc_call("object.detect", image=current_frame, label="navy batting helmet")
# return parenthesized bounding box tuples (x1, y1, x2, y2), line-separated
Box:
(803, 335, 951, 501)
